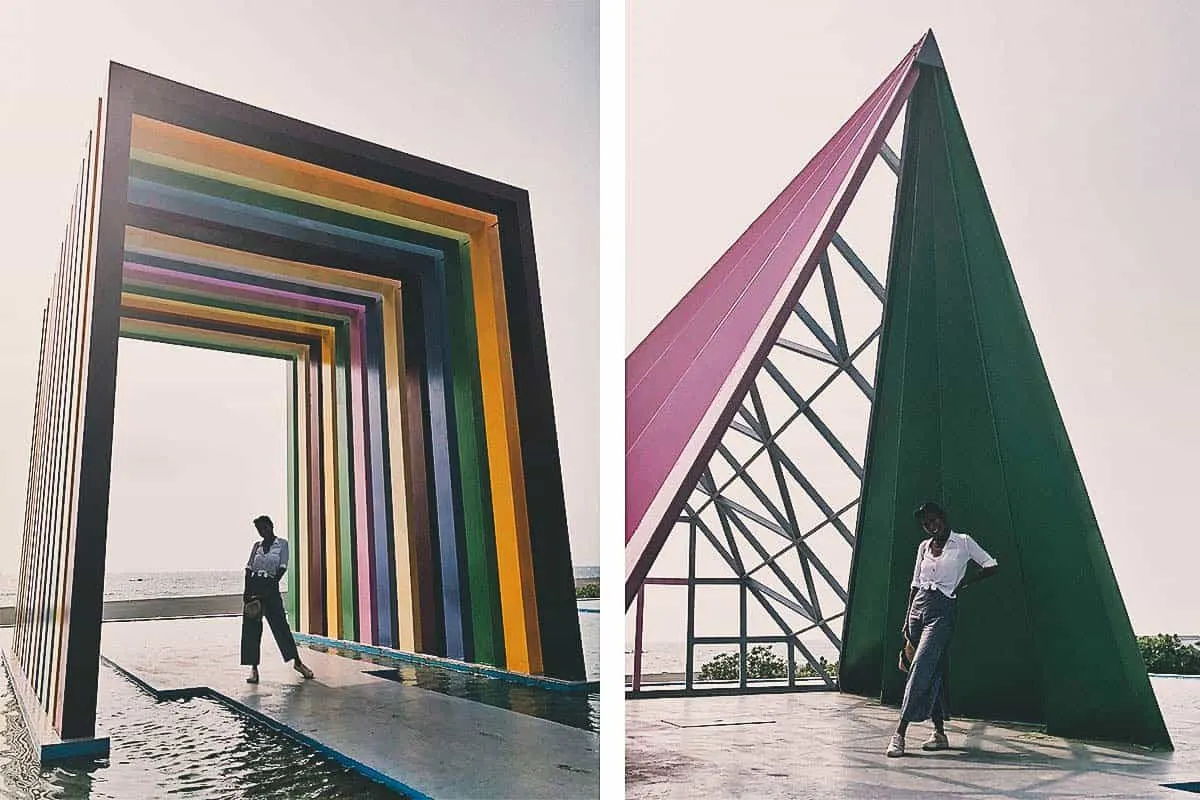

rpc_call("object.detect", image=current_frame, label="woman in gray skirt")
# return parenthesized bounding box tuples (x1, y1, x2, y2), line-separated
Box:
(886, 501, 998, 757)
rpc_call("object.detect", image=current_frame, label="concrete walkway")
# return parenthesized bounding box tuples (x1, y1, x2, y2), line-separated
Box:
(627, 679, 1200, 799)
(101, 617, 598, 799)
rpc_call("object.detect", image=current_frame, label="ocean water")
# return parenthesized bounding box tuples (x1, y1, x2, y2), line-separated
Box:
(0, 571, 250, 605)
(574, 565, 600, 581)
(0, 566, 600, 606)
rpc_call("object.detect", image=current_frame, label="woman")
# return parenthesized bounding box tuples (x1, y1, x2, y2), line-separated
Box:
(886, 501, 998, 758)
(241, 515, 314, 683)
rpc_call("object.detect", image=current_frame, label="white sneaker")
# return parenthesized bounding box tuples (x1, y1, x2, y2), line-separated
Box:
(886, 733, 905, 758)
(922, 731, 949, 751)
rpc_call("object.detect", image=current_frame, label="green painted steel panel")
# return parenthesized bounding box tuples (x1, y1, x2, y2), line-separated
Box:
(841, 64, 1171, 748)
(446, 240, 504, 667)
(333, 326, 357, 640)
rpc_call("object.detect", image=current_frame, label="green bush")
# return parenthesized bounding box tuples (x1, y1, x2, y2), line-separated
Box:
(697, 645, 791, 681)
(575, 583, 599, 600)
(746, 645, 787, 678)
(698, 651, 740, 681)
(1138, 634, 1200, 675)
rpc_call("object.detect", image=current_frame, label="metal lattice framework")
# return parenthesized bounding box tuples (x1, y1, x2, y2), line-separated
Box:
(629, 146, 900, 695)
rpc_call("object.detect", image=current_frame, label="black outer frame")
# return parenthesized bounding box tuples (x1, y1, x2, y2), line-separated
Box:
(62, 73, 131, 741)
(61, 62, 583, 739)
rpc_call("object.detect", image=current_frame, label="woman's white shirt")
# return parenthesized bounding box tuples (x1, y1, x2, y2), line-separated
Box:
(247, 538, 289, 578)
(910, 531, 997, 599)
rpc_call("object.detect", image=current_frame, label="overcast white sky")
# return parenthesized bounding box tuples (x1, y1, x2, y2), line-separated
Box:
(628, 0, 1200, 638)
(0, 1, 598, 575)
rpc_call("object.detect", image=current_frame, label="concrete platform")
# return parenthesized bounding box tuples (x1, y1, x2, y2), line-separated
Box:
(627, 678, 1200, 799)
(101, 617, 598, 799)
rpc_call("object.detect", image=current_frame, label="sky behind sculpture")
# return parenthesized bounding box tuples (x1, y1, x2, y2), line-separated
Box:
(0, 1, 599, 574)
(628, 0, 1200, 638)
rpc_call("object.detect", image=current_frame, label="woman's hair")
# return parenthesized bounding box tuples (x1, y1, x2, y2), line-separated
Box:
(252, 515, 274, 534)
(913, 501, 945, 520)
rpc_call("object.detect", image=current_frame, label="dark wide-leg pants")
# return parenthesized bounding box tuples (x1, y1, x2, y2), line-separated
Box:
(240, 582, 298, 666)
(900, 587, 955, 723)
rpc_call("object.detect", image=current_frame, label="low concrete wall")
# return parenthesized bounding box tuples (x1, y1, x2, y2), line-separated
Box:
(0, 594, 246, 627)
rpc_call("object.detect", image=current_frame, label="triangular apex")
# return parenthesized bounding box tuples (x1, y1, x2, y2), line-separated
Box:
(915, 29, 944, 69)
(624, 36, 927, 608)
(838, 64, 1171, 748)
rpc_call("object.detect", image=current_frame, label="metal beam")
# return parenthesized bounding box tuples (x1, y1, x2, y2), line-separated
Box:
(748, 385, 820, 615)
(879, 141, 901, 175)
(692, 328, 880, 520)
(819, 252, 849, 361)
(764, 359, 863, 478)
(775, 337, 840, 365)
(831, 233, 885, 301)
(691, 511, 837, 686)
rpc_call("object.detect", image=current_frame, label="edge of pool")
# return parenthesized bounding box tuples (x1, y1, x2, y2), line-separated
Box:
(100, 655, 430, 800)
(1, 644, 111, 763)
(294, 632, 600, 693)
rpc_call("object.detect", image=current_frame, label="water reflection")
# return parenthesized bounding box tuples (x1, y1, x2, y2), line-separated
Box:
(360, 658, 600, 732)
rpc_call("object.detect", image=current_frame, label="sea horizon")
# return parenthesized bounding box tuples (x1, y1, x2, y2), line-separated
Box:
(0, 565, 600, 606)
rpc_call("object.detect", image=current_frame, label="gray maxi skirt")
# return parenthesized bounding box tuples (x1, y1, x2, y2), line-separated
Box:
(900, 587, 955, 723)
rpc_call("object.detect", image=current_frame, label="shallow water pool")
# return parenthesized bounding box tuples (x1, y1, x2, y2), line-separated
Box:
(0, 664, 406, 799)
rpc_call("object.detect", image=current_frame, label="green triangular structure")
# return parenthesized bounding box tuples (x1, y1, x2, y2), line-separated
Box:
(914, 29, 944, 68)
(839, 58, 1171, 748)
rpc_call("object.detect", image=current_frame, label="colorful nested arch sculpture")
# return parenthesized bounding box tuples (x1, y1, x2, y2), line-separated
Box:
(7, 63, 583, 754)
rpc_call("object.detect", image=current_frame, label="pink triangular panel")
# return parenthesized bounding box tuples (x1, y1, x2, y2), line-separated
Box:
(625, 37, 926, 605)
